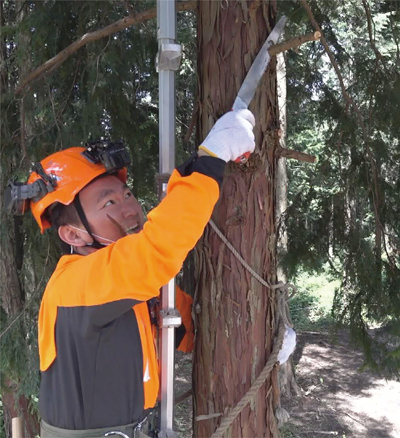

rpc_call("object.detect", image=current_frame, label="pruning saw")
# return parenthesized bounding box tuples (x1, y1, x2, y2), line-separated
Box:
(234, 16, 287, 163)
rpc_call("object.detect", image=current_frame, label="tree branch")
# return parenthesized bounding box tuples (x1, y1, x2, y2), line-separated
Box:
(361, 0, 388, 73)
(175, 389, 192, 405)
(123, 0, 137, 19)
(300, 0, 355, 113)
(15, 1, 197, 95)
(277, 147, 316, 164)
(389, 0, 400, 63)
(19, 96, 30, 166)
(268, 31, 321, 56)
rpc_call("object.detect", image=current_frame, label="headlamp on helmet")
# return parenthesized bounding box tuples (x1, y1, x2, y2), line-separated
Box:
(4, 140, 130, 223)
(4, 163, 56, 216)
(83, 139, 130, 172)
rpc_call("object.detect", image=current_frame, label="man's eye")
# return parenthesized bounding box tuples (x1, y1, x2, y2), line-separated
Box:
(104, 200, 115, 207)
(125, 192, 132, 199)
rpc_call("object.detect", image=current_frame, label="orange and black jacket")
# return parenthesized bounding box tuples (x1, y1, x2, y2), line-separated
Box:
(38, 155, 225, 430)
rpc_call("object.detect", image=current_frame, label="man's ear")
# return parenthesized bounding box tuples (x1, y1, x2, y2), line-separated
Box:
(58, 225, 89, 247)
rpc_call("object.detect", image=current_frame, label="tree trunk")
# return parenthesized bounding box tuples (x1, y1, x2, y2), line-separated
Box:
(276, 51, 288, 284)
(193, 1, 282, 437)
(0, 216, 40, 438)
(275, 51, 302, 404)
(2, 387, 40, 438)
(0, 2, 40, 436)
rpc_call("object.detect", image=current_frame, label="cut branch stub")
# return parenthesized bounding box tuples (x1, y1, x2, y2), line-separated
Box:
(277, 147, 316, 164)
(268, 31, 321, 57)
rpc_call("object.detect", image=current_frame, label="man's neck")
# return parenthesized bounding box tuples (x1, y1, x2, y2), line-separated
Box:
(73, 246, 97, 256)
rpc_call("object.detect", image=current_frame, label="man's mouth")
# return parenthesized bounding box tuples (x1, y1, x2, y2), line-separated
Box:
(125, 224, 141, 235)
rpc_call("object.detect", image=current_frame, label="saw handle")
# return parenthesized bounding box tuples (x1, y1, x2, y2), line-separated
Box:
(231, 107, 251, 164)
(234, 152, 251, 164)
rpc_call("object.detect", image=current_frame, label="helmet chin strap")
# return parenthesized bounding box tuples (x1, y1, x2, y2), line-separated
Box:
(73, 195, 113, 249)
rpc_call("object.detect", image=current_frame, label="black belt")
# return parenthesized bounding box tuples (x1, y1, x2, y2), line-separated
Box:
(40, 418, 149, 438)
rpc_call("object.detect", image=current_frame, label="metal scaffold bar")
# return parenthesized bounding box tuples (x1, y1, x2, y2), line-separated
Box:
(156, 0, 182, 436)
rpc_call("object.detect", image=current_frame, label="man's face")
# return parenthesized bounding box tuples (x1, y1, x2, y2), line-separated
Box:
(78, 175, 144, 244)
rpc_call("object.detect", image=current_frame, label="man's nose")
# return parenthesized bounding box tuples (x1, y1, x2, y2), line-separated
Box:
(121, 200, 139, 219)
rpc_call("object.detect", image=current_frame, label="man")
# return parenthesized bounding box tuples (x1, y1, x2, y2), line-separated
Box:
(22, 109, 255, 437)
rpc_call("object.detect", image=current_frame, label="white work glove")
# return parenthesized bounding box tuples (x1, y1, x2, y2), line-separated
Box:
(277, 325, 297, 365)
(199, 109, 256, 162)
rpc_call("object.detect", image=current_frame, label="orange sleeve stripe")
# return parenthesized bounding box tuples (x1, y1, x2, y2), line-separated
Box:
(133, 303, 159, 409)
(176, 286, 194, 353)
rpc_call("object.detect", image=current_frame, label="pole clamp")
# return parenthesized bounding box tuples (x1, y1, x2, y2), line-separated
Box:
(156, 44, 182, 72)
(158, 309, 182, 328)
(155, 173, 171, 200)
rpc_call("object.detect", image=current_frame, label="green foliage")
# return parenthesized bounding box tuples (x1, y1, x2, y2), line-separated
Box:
(289, 270, 337, 330)
(279, 0, 400, 376)
(280, 423, 300, 438)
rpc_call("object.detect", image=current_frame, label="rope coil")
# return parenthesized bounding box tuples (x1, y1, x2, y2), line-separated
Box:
(207, 219, 296, 438)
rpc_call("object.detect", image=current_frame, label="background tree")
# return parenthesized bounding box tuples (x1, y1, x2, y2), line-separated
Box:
(280, 0, 400, 376)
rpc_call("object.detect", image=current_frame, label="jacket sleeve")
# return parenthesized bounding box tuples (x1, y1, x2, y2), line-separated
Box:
(175, 286, 194, 353)
(55, 156, 225, 312)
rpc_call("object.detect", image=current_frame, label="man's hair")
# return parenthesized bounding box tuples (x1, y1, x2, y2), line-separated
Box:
(47, 202, 81, 254)
(48, 202, 80, 230)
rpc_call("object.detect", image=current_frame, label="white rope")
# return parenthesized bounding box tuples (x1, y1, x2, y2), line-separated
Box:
(205, 219, 297, 437)
(208, 219, 296, 300)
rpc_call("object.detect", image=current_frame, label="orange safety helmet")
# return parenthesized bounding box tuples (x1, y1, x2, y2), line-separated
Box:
(28, 147, 127, 233)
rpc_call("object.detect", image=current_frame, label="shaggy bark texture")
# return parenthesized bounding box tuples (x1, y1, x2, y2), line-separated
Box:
(193, 1, 282, 437)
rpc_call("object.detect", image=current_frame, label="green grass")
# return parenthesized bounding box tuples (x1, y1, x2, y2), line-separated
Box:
(279, 422, 300, 438)
(289, 270, 340, 331)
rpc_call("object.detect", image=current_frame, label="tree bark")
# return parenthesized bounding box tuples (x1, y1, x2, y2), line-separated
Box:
(276, 52, 288, 281)
(2, 388, 40, 438)
(193, 1, 281, 437)
(275, 51, 302, 404)
(0, 193, 40, 438)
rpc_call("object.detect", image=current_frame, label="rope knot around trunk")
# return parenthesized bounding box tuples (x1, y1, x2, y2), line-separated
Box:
(207, 295, 291, 438)
(271, 281, 297, 329)
(199, 220, 297, 438)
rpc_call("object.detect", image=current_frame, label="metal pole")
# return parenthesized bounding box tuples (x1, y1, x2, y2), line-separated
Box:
(156, 1, 182, 436)
(12, 417, 23, 438)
